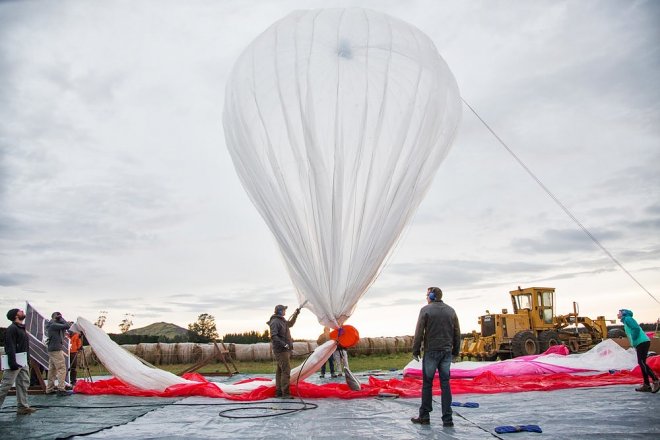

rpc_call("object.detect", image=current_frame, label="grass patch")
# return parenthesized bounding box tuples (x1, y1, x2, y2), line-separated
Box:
(84, 352, 414, 376)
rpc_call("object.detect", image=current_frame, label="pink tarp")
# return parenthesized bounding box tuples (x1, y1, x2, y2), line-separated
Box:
(403, 341, 647, 379)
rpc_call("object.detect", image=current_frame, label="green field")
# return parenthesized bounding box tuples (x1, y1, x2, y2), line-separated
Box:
(84, 351, 415, 376)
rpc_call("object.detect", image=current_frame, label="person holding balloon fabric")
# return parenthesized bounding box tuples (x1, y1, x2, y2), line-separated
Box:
(268, 304, 300, 398)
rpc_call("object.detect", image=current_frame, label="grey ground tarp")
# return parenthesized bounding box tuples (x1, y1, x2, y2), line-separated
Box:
(1, 373, 658, 439)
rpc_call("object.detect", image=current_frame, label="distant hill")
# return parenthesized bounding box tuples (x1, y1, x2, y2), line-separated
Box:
(126, 322, 188, 339)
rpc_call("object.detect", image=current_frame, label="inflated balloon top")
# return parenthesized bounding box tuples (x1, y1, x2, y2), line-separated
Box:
(223, 8, 461, 329)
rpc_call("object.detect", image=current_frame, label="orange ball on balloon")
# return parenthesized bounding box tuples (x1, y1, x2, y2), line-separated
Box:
(329, 325, 360, 348)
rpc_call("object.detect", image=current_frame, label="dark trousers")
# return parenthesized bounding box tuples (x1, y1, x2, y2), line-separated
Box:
(321, 354, 335, 375)
(419, 350, 453, 423)
(636, 341, 658, 385)
(274, 351, 291, 396)
(69, 352, 78, 385)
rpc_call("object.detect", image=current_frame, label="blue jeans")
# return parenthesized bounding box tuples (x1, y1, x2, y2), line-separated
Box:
(320, 354, 335, 375)
(419, 350, 452, 422)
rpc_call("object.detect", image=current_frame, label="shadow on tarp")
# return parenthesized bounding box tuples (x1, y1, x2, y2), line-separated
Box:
(0, 394, 180, 440)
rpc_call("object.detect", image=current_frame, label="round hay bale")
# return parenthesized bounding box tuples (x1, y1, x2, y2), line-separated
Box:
(348, 337, 371, 355)
(252, 343, 273, 361)
(397, 336, 414, 352)
(383, 337, 397, 354)
(136, 343, 159, 364)
(291, 341, 312, 358)
(226, 343, 236, 361)
(81, 346, 99, 366)
(175, 343, 200, 363)
(121, 344, 137, 355)
(198, 343, 216, 362)
(370, 337, 387, 355)
(158, 343, 177, 365)
(233, 344, 254, 362)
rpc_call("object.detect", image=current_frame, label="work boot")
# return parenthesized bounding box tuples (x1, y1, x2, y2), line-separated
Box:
(635, 384, 652, 392)
(280, 394, 295, 399)
(57, 390, 72, 397)
(319, 374, 325, 378)
(443, 421, 455, 427)
(652, 379, 660, 394)
(17, 407, 37, 415)
(331, 374, 337, 378)
(410, 417, 430, 425)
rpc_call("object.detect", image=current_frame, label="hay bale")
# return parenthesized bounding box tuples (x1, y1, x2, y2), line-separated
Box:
(121, 344, 137, 354)
(370, 337, 388, 355)
(233, 344, 254, 361)
(177, 343, 200, 364)
(158, 343, 178, 365)
(252, 343, 273, 361)
(226, 343, 236, 361)
(348, 337, 372, 355)
(136, 343, 160, 364)
(81, 346, 99, 366)
(197, 343, 216, 362)
(383, 337, 397, 354)
(292, 341, 313, 357)
(396, 336, 414, 352)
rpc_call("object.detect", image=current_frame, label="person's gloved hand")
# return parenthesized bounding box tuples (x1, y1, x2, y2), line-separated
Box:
(295, 308, 301, 314)
(452, 355, 460, 363)
(284, 344, 290, 350)
(413, 352, 420, 362)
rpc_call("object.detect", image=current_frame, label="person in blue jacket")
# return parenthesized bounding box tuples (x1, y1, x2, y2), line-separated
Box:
(618, 309, 659, 393)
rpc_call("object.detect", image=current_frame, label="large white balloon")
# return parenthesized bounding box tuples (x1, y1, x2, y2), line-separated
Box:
(223, 8, 461, 328)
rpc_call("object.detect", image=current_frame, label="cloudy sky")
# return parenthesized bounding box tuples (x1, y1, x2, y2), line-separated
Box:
(1, 0, 658, 340)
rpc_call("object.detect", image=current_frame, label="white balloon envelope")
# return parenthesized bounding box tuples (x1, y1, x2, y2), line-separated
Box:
(223, 8, 461, 329)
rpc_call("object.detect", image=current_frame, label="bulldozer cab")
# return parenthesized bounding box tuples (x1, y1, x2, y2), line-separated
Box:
(510, 287, 555, 329)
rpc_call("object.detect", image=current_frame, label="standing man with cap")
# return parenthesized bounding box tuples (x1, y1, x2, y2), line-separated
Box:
(0, 308, 36, 415)
(45, 311, 71, 396)
(267, 304, 301, 398)
(411, 287, 461, 428)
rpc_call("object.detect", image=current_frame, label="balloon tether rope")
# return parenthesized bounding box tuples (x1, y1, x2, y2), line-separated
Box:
(463, 97, 659, 305)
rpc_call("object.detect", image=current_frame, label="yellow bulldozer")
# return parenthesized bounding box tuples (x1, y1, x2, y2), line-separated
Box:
(460, 286, 616, 361)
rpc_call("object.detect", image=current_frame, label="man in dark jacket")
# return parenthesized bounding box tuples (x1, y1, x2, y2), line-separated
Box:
(45, 311, 71, 396)
(411, 287, 461, 428)
(0, 308, 36, 415)
(267, 304, 300, 398)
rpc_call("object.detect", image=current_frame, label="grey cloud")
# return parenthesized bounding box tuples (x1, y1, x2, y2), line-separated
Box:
(385, 259, 554, 289)
(646, 204, 660, 216)
(512, 228, 622, 254)
(0, 272, 34, 286)
(629, 218, 660, 232)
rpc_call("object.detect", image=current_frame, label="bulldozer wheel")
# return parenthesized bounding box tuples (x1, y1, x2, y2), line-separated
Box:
(607, 328, 626, 339)
(538, 330, 561, 352)
(511, 331, 539, 357)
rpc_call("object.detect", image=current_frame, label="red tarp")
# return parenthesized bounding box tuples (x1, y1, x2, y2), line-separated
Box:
(74, 356, 659, 400)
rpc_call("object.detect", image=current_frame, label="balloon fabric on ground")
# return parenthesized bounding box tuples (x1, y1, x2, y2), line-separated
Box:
(403, 339, 641, 378)
(75, 315, 660, 400)
(222, 8, 461, 329)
